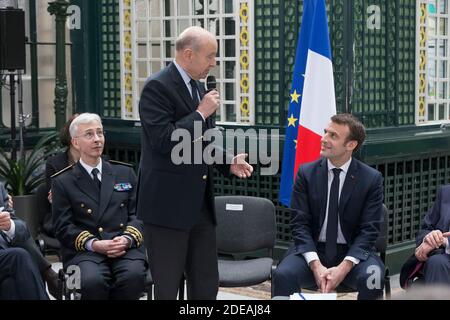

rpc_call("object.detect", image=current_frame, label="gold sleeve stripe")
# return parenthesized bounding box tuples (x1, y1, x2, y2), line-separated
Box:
(75, 231, 94, 251)
(124, 226, 143, 247)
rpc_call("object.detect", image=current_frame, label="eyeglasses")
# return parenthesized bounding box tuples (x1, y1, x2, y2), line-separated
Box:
(76, 130, 105, 140)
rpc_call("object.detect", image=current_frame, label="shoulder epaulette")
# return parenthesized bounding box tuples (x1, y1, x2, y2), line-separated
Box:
(109, 160, 133, 167)
(51, 164, 74, 178)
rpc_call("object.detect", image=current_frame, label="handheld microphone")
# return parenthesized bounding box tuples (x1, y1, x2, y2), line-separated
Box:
(206, 75, 217, 93)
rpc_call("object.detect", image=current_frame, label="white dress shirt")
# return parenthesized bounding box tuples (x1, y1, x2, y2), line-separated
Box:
(303, 158, 360, 266)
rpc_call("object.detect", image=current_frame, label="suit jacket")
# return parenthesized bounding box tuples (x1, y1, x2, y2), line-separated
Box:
(0, 183, 30, 248)
(290, 157, 384, 261)
(137, 62, 230, 231)
(51, 159, 146, 266)
(416, 185, 450, 246)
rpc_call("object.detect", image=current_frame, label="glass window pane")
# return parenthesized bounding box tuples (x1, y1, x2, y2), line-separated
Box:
(164, 20, 176, 37)
(164, 40, 174, 58)
(224, 39, 235, 57)
(137, 61, 147, 78)
(224, 17, 236, 35)
(151, 61, 161, 74)
(193, 0, 204, 15)
(428, 59, 436, 78)
(439, 103, 446, 119)
(429, 1, 437, 14)
(177, 0, 189, 15)
(150, 0, 161, 17)
(136, 0, 148, 18)
(225, 104, 236, 122)
(163, 0, 175, 16)
(439, 39, 448, 56)
(439, 18, 447, 36)
(137, 44, 147, 58)
(177, 19, 190, 34)
(208, 0, 219, 14)
(428, 17, 437, 36)
(137, 21, 148, 39)
(440, 82, 448, 98)
(225, 83, 235, 101)
(224, 0, 234, 14)
(150, 21, 160, 38)
(225, 61, 236, 78)
(439, 60, 447, 78)
(151, 42, 161, 58)
(439, 0, 447, 13)
(428, 39, 437, 56)
(208, 18, 219, 35)
(428, 103, 436, 121)
(429, 81, 436, 98)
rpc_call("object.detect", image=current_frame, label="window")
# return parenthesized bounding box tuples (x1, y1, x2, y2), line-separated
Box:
(416, 0, 450, 124)
(120, 0, 254, 124)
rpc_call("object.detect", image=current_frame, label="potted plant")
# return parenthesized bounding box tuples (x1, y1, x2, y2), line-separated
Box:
(0, 132, 59, 237)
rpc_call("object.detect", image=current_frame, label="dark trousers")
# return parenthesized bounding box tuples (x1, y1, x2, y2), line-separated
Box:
(0, 247, 49, 300)
(77, 258, 146, 300)
(423, 253, 450, 285)
(144, 204, 218, 300)
(272, 244, 384, 300)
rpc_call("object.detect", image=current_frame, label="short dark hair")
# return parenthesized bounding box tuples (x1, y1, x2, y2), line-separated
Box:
(331, 113, 366, 152)
(60, 114, 79, 147)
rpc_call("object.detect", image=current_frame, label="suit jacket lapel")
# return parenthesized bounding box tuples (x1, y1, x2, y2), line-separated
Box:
(338, 159, 359, 218)
(74, 162, 99, 204)
(98, 160, 115, 221)
(318, 158, 329, 227)
(169, 63, 197, 112)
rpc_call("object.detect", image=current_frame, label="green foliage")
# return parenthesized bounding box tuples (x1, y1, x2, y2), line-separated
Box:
(0, 133, 60, 195)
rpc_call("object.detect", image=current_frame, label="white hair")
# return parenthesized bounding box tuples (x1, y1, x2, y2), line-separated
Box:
(69, 113, 102, 138)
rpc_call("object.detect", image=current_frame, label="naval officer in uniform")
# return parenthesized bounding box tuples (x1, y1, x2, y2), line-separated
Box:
(52, 113, 147, 300)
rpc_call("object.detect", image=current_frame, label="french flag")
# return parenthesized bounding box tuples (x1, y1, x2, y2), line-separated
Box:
(279, 0, 336, 206)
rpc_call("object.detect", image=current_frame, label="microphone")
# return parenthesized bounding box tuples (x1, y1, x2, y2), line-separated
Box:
(206, 75, 216, 93)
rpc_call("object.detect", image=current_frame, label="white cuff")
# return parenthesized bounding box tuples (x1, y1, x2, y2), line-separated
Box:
(86, 238, 98, 252)
(3, 219, 15, 240)
(303, 252, 319, 265)
(196, 110, 206, 122)
(344, 256, 360, 265)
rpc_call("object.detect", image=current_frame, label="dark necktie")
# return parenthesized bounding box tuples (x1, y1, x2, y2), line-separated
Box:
(325, 168, 342, 261)
(190, 79, 200, 107)
(91, 168, 101, 190)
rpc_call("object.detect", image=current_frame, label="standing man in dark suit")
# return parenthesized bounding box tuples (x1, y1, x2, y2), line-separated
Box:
(52, 113, 147, 300)
(273, 113, 385, 300)
(0, 183, 48, 299)
(411, 185, 450, 285)
(137, 26, 253, 300)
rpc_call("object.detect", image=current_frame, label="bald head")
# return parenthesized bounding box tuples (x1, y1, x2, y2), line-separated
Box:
(175, 26, 215, 53)
(174, 26, 217, 80)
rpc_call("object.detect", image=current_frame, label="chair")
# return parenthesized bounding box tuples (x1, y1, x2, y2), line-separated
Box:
(215, 196, 277, 292)
(34, 183, 61, 259)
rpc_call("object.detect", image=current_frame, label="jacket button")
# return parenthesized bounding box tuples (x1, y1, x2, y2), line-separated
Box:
(81, 203, 85, 208)
(203, 175, 207, 180)
(120, 203, 125, 207)
(98, 227, 103, 233)
(87, 209, 92, 214)
(120, 223, 124, 228)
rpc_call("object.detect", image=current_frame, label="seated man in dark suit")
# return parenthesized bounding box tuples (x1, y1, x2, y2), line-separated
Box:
(412, 185, 450, 285)
(52, 112, 147, 300)
(0, 182, 58, 299)
(273, 113, 385, 300)
(0, 188, 48, 299)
